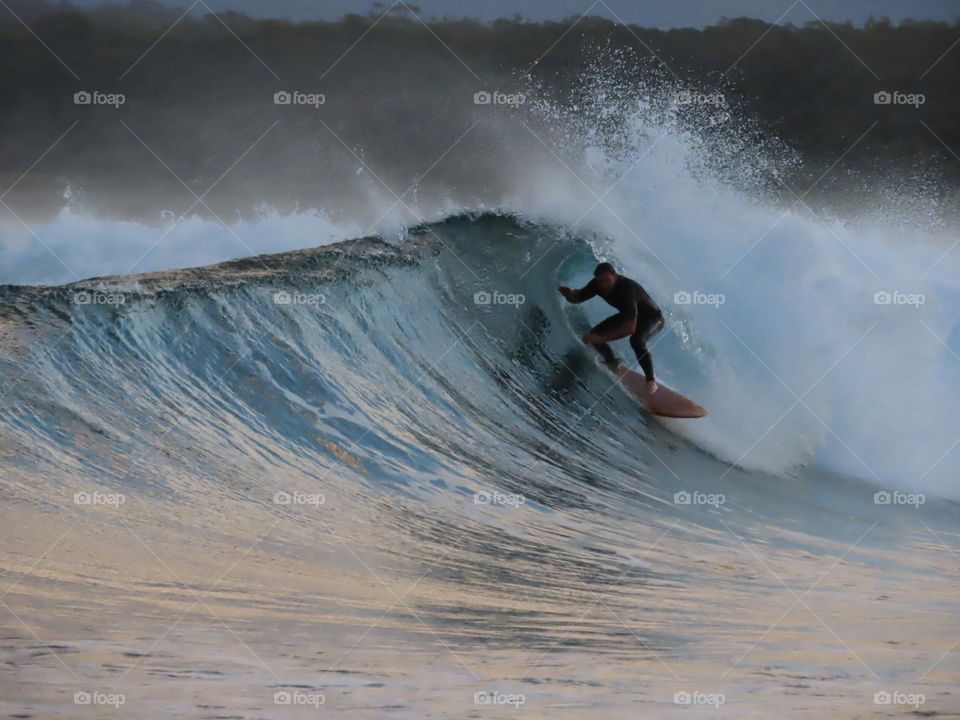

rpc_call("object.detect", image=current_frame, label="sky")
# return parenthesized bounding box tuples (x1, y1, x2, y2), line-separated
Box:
(69, 0, 960, 28)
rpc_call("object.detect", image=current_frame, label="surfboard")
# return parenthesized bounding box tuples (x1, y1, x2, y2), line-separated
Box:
(609, 365, 708, 419)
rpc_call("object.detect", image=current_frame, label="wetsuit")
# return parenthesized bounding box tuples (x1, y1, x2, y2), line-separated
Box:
(570, 276, 664, 381)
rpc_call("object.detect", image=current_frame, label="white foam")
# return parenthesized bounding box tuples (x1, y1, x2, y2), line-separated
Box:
(0, 207, 363, 285)
(513, 101, 960, 499)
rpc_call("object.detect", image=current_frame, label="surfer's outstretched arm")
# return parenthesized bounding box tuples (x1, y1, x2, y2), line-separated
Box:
(558, 280, 597, 304)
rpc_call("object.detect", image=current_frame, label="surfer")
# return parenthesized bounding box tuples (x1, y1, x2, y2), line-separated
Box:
(559, 262, 664, 392)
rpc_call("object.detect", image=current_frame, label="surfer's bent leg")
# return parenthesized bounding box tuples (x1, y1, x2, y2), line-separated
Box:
(586, 314, 625, 365)
(629, 314, 664, 381)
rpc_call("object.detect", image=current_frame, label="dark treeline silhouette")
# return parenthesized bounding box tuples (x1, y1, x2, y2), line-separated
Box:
(0, 1, 957, 222)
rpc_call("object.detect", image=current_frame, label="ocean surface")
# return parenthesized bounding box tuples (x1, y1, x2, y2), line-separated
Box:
(1, 42, 959, 716)
(1, 212, 958, 718)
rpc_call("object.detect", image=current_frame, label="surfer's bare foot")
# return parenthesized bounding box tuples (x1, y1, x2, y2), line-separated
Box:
(646, 380, 658, 394)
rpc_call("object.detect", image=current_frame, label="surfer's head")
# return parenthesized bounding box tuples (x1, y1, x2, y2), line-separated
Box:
(593, 262, 618, 292)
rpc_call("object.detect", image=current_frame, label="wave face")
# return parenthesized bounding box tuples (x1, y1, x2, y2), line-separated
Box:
(1, 216, 717, 510)
(4, 210, 959, 501)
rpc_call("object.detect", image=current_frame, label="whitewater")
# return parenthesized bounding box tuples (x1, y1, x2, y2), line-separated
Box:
(1, 73, 958, 718)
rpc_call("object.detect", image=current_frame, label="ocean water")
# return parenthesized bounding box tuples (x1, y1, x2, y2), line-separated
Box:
(1, 58, 959, 719)
(1, 214, 958, 718)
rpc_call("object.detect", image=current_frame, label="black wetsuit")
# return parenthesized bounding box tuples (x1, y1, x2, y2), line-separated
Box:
(570, 276, 664, 381)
